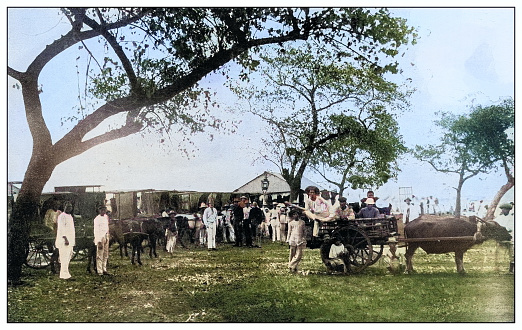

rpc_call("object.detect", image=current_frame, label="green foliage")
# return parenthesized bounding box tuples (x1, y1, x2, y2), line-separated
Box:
(413, 98, 514, 217)
(452, 98, 514, 166)
(56, 7, 416, 159)
(413, 98, 514, 180)
(7, 241, 513, 322)
(231, 42, 411, 195)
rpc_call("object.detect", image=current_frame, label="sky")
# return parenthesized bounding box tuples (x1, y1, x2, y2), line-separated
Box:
(5, 5, 516, 214)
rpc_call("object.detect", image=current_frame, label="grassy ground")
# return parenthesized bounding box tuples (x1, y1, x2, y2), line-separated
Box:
(7, 239, 514, 323)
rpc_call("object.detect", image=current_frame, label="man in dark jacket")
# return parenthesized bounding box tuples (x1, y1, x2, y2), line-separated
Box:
(232, 197, 247, 246)
(248, 202, 264, 247)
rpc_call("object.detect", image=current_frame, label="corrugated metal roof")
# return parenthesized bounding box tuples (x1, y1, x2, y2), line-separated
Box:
(233, 171, 323, 194)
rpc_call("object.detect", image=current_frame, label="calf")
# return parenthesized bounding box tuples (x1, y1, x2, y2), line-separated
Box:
(123, 232, 149, 265)
(404, 215, 511, 274)
(109, 219, 148, 265)
(140, 218, 165, 258)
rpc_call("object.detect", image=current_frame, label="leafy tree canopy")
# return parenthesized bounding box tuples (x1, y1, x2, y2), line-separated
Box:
(413, 98, 514, 217)
(230, 42, 412, 199)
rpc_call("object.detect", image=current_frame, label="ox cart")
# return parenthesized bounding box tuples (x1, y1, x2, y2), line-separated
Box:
(302, 214, 399, 274)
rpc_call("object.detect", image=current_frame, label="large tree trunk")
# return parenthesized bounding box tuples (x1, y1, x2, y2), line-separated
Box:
(7, 156, 56, 284)
(484, 177, 514, 221)
(288, 179, 302, 206)
(281, 169, 303, 206)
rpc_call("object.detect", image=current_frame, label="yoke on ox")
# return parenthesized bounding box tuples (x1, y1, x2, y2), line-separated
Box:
(403, 215, 511, 274)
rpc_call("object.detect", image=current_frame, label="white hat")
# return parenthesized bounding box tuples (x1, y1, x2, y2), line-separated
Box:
(365, 198, 375, 205)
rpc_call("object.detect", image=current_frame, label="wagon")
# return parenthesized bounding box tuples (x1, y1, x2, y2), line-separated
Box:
(24, 223, 95, 270)
(303, 215, 399, 273)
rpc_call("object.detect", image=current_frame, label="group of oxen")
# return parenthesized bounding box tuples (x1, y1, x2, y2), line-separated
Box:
(81, 213, 512, 275)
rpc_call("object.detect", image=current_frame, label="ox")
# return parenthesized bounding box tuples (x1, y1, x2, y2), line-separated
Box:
(404, 215, 511, 274)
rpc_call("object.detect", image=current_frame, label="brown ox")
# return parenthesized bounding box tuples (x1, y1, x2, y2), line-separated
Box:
(404, 215, 511, 274)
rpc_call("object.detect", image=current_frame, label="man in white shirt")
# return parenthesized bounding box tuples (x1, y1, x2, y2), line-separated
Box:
(303, 186, 331, 237)
(203, 202, 219, 250)
(93, 206, 110, 276)
(326, 236, 348, 273)
(55, 202, 75, 280)
(270, 203, 280, 242)
(403, 197, 420, 223)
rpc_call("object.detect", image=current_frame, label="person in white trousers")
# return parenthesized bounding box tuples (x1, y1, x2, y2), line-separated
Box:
(269, 204, 280, 242)
(93, 206, 110, 275)
(55, 202, 75, 280)
(203, 202, 218, 250)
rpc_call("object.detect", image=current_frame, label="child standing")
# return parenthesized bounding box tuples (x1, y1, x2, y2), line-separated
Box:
(286, 209, 307, 273)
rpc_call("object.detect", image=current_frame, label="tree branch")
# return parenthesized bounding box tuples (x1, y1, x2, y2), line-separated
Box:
(54, 120, 143, 163)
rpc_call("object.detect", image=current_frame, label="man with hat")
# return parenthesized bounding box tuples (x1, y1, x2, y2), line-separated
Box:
(356, 198, 380, 218)
(331, 197, 355, 221)
(232, 196, 248, 246)
(403, 197, 419, 223)
(269, 202, 281, 242)
(93, 205, 110, 276)
(165, 210, 178, 254)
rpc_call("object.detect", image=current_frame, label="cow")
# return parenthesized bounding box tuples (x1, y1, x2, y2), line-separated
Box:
(404, 214, 512, 274)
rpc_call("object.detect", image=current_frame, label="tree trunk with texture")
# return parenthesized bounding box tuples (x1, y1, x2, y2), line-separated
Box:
(484, 178, 514, 221)
(8, 157, 55, 284)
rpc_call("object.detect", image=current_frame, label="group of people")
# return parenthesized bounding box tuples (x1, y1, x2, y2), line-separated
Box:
(47, 203, 111, 280)
(163, 187, 390, 274)
(48, 187, 410, 279)
(162, 197, 293, 252)
(45, 184, 515, 280)
(287, 186, 389, 274)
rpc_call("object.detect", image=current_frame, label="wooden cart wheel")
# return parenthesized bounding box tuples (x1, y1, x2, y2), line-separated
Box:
(333, 226, 373, 273)
(72, 246, 89, 261)
(25, 237, 52, 269)
(369, 244, 384, 266)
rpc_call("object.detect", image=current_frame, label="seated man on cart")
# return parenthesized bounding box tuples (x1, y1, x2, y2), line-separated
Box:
(356, 198, 380, 218)
(300, 189, 356, 237)
(332, 197, 355, 221)
(302, 186, 333, 237)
